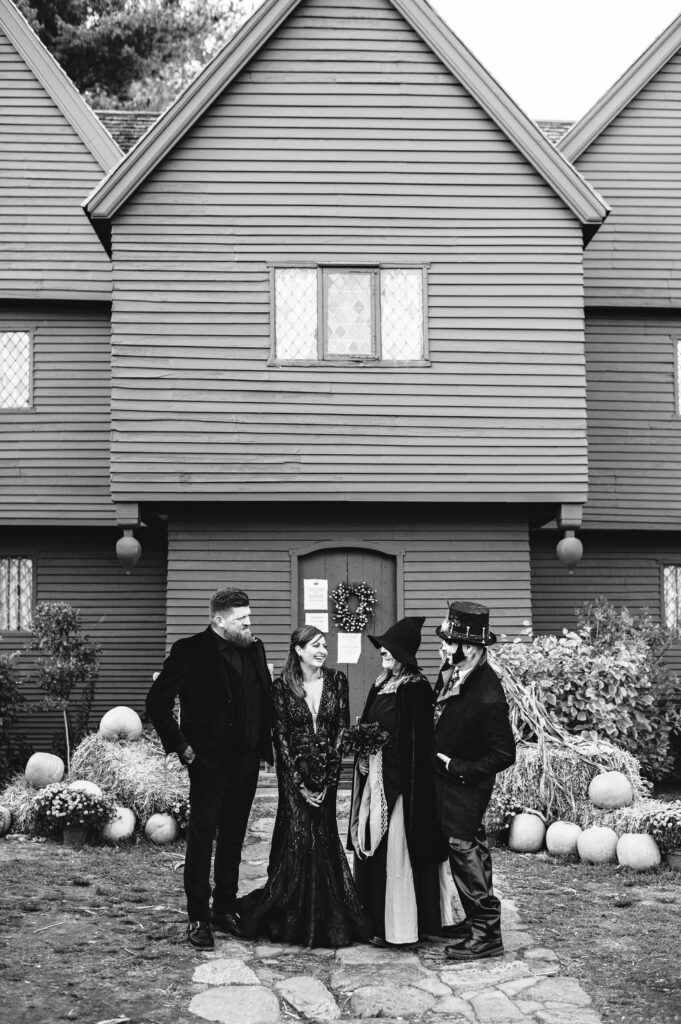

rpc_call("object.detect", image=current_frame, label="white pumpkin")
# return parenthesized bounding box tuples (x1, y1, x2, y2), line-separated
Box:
(0, 805, 11, 837)
(588, 771, 634, 810)
(102, 806, 136, 842)
(508, 812, 546, 853)
(99, 706, 143, 741)
(68, 780, 102, 797)
(546, 821, 582, 857)
(144, 813, 179, 844)
(25, 751, 65, 789)
(617, 833, 661, 871)
(577, 825, 618, 864)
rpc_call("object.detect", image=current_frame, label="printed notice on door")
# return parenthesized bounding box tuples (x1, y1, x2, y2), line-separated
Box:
(304, 578, 328, 610)
(337, 632, 362, 664)
(305, 612, 329, 632)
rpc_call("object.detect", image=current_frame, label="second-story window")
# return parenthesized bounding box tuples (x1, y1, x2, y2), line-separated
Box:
(663, 565, 681, 630)
(0, 330, 31, 408)
(0, 556, 33, 631)
(272, 266, 426, 363)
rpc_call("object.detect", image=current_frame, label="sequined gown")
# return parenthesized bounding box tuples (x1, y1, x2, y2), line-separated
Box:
(239, 668, 371, 947)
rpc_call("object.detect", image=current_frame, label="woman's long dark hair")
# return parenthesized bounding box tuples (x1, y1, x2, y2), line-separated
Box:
(281, 625, 326, 698)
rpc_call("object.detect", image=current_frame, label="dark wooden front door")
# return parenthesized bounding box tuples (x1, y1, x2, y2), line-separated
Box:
(297, 546, 398, 720)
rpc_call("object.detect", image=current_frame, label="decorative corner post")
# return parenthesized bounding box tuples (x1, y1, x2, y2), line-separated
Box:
(556, 503, 583, 574)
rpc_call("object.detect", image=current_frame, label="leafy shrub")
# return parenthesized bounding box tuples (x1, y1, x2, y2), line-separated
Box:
(497, 598, 681, 781)
(28, 602, 101, 773)
(0, 651, 32, 786)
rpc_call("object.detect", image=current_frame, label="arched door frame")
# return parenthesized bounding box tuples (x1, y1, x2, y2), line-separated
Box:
(289, 540, 405, 630)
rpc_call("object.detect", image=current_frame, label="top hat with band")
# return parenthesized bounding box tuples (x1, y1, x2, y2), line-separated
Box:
(368, 616, 425, 669)
(435, 600, 497, 646)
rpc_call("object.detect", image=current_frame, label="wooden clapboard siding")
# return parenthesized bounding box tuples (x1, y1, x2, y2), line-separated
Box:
(530, 530, 681, 676)
(0, 33, 112, 301)
(576, 49, 681, 307)
(0, 302, 114, 525)
(582, 312, 681, 528)
(2, 526, 167, 752)
(109, 0, 587, 504)
(163, 503, 533, 692)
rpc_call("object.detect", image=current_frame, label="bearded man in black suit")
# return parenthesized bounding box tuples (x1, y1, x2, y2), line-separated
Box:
(431, 600, 515, 961)
(147, 588, 273, 949)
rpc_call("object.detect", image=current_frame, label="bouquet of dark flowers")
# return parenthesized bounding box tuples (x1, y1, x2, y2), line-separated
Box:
(341, 721, 391, 758)
(292, 737, 341, 793)
(33, 782, 115, 836)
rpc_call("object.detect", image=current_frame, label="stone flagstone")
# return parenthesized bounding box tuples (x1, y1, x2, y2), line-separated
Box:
(530, 976, 593, 1006)
(274, 976, 341, 1020)
(193, 959, 260, 985)
(189, 985, 280, 1023)
(349, 984, 436, 1018)
(469, 989, 525, 1022)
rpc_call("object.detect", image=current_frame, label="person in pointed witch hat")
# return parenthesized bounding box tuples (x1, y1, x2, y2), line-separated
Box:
(432, 600, 516, 961)
(348, 616, 449, 947)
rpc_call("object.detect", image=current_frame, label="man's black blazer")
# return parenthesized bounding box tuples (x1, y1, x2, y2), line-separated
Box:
(432, 659, 515, 841)
(146, 626, 274, 769)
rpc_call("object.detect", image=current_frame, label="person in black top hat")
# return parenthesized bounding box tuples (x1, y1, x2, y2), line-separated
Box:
(348, 617, 449, 946)
(146, 588, 274, 950)
(431, 600, 515, 961)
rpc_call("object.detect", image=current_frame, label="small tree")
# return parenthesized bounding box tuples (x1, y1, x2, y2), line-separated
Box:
(28, 603, 101, 774)
(0, 650, 31, 786)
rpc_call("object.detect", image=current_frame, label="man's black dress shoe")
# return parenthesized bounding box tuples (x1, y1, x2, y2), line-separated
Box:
(187, 920, 214, 949)
(440, 919, 472, 940)
(210, 910, 245, 938)
(444, 936, 504, 961)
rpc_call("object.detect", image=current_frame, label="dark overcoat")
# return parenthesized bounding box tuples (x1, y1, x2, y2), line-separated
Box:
(146, 626, 274, 770)
(348, 675, 448, 867)
(432, 659, 515, 842)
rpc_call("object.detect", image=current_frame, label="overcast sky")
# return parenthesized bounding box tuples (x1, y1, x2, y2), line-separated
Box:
(428, 0, 681, 120)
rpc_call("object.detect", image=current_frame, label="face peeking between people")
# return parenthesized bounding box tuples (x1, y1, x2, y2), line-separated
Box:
(214, 605, 254, 647)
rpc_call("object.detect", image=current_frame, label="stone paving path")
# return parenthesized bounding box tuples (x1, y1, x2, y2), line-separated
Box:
(188, 790, 602, 1024)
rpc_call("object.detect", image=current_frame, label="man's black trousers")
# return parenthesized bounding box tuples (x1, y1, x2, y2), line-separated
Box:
(184, 750, 260, 921)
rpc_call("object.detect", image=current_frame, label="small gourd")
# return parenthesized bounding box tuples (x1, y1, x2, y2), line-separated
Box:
(546, 821, 582, 857)
(144, 813, 179, 844)
(577, 825, 618, 864)
(68, 780, 102, 797)
(99, 706, 143, 741)
(588, 771, 634, 810)
(102, 806, 136, 842)
(0, 806, 11, 837)
(25, 752, 65, 789)
(508, 811, 546, 853)
(616, 833, 661, 871)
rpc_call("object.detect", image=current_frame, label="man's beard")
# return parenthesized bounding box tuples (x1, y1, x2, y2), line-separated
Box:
(222, 622, 254, 647)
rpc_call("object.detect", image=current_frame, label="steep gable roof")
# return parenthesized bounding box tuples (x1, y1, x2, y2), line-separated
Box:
(84, 0, 608, 246)
(559, 11, 681, 161)
(0, 0, 121, 171)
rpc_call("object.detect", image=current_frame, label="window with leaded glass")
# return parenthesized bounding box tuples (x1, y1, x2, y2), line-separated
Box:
(663, 565, 681, 630)
(0, 557, 33, 631)
(0, 331, 31, 408)
(272, 266, 426, 363)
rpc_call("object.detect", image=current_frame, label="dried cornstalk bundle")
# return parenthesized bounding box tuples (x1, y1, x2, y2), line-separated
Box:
(69, 732, 188, 820)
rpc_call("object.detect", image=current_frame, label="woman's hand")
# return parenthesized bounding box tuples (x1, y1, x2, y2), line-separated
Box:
(300, 784, 326, 807)
(358, 754, 369, 776)
(436, 752, 451, 771)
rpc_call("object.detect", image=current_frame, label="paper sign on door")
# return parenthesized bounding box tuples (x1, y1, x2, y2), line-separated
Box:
(304, 578, 328, 610)
(337, 632, 362, 664)
(305, 612, 329, 632)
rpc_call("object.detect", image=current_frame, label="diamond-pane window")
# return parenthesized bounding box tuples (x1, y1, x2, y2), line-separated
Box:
(663, 565, 681, 630)
(0, 557, 33, 630)
(274, 269, 317, 360)
(273, 265, 425, 362)
(0, 331, 31, 408)
(325, 271, 373, 356)
(380, 268, 424, 360)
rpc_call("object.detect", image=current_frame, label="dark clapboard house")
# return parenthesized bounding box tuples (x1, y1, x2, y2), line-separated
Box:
(5, 0, 676, 746)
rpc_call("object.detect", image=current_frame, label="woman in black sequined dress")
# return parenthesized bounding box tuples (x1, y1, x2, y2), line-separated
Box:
(239, 625, 371, 947)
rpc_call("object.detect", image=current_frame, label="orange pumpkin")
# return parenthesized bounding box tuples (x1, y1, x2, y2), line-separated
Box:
(103, 806, 136, 842)
(616, 833, 661, 871)
(509, 812, 546, 853)
(25, 752, 65, 789)
(588, 771, 634, 810)
(577, 826, 618, 864)
(144, 813, 179, 844)
(0, 806, 11, 837)
(99, 706, 143, 741)
(546, 821, 582, 857)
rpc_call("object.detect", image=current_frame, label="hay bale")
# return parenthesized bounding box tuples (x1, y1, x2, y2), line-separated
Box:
(484, 739, 649, 831)
(0, 775, 40, 834)
(69, 732, 188, 823)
